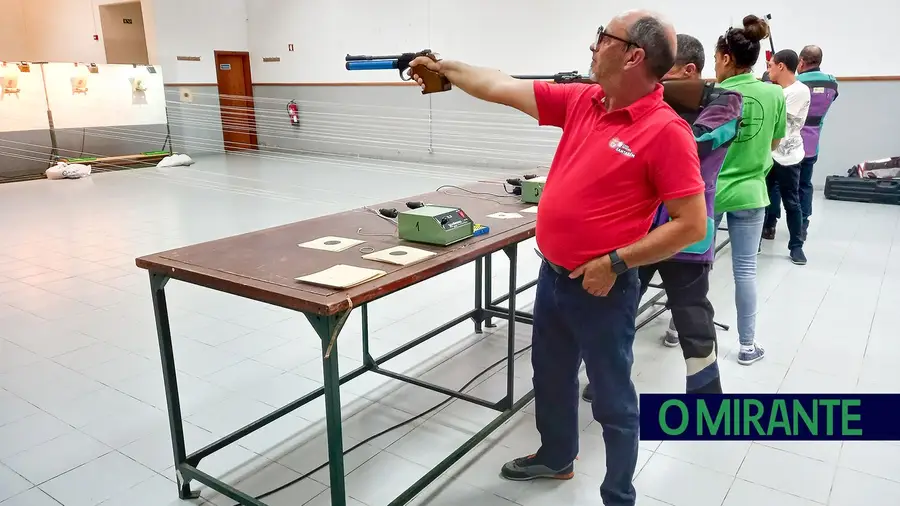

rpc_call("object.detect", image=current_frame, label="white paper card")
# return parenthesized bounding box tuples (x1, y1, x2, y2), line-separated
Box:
(486, 212, 524, 219)
(521, 206, 538, 214)
(298, 236, 364, 252)
(363, 246, 436, 266)
(295, 264, 385, 289)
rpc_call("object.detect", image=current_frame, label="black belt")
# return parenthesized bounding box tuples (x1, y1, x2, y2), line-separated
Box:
(535, 248, 572, 277)
(545, 259, 571, 276)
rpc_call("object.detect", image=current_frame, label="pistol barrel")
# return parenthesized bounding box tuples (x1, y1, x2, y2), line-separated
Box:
(346, 60, 400, 71)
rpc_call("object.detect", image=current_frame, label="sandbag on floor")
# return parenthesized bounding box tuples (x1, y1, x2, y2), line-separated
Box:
(156, 154, 195, 168)
(45, 162, 92, 180)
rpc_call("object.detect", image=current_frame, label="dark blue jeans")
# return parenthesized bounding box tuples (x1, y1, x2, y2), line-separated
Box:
(765, 161, 804, 250)
(771, 155, 817, 227)
(532, 261, 640, 506)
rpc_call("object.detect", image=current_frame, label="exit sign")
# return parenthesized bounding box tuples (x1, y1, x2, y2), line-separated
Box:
(123, 18, 133, 24)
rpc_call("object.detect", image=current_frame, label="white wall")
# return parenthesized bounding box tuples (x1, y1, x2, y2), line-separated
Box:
(247, 0, 895, 82)
(0, 0, 29, 61)
(152, 0, 249, 83)
(0, 0, 158, 67)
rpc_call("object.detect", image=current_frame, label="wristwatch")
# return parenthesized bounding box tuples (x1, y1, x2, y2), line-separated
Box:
(609, 250, 628, 275)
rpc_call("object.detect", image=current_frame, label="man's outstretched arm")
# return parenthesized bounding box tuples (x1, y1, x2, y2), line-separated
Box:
(408, 57, 539, 120)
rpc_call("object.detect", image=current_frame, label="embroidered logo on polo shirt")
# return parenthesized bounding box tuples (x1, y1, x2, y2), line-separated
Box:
(609, 137, 635, 158)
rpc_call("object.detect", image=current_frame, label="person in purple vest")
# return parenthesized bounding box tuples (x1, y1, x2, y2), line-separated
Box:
(583, 34, 743, 400)
(763, 45, 838, 241)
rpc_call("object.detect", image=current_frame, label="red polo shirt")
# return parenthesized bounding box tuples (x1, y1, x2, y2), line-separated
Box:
(533, 81, 704, 271)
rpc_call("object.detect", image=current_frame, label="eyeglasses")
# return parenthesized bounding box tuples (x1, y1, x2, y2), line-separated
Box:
(593, 26, 640, 51)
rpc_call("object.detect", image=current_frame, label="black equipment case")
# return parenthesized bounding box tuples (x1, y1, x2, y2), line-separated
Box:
(824, 157, 900, 206)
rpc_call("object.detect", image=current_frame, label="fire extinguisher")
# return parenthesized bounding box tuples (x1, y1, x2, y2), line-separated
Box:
(287, 100, 300, 126)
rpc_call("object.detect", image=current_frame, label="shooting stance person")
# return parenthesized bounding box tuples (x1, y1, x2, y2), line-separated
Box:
(713, 14, 785, 365)
(409, 10, 707, 506)
(763, 49, 811, 265)
(796, 46, 838, 240)
(582, 33, 743, 401)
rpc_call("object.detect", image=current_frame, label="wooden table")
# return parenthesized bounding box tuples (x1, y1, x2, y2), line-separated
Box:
(136, 181, 542, 506)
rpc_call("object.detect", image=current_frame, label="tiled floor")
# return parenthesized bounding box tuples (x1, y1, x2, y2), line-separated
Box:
(1, 153, 899, 506)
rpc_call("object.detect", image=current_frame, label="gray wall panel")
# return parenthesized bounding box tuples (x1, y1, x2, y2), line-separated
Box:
(164, 87, 225, 155)
(55, 125, 169, 160)
(0, 130, 53, 178)
(252, 81, 899, 187)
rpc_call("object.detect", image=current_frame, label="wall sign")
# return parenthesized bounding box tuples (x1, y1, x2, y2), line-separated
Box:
(262, 57, 281, 63)
(176, 56, 201, 61)
(219, 64, 231, 70)
(123, 18, 133, 24)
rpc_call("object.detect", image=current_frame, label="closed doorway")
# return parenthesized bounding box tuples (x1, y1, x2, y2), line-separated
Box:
(99, 2, 150, 65)
(214, 51, 258, 151)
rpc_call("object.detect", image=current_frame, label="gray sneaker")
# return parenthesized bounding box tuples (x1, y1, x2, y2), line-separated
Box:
(664, 328, 680, 348)
(738, 345, 765, 365)
(500, 454, 574, 481)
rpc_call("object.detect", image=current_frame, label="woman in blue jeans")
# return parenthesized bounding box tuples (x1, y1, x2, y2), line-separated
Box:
(712, 15, 787, 365)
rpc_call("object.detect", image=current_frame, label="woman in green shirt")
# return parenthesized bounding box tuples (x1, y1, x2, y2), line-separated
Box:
(713, 15, 786, 366)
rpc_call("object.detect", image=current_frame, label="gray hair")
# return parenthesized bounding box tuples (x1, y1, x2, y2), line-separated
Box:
(675, 34, 705, 73)
(627, 16, 676, 79)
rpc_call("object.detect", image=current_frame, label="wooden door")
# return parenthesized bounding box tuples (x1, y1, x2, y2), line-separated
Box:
(214, 52, 257, 151)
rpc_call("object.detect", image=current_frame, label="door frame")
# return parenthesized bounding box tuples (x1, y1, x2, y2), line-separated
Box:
(213, 50, 258, 150)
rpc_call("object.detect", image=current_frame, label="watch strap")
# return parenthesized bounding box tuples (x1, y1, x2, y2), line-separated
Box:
(609, 250, 628, 275)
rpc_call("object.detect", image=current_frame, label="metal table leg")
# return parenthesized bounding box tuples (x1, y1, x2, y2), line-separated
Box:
(305, 311, 351, 506)
(150, 273, 202, 501)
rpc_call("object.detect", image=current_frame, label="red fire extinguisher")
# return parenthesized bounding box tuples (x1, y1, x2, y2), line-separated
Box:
(287, 100, 300, 126)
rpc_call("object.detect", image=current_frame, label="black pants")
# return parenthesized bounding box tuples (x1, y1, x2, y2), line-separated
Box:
(639, 261, 722, 394)
(799, 155, 818, 228)
(765, 161, 804, 250)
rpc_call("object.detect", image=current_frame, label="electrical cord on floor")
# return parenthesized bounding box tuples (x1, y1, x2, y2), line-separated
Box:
(238, 342, 533, 504)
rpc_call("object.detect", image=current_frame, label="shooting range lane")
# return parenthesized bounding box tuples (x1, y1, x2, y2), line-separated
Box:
(136, 181, 537, 315)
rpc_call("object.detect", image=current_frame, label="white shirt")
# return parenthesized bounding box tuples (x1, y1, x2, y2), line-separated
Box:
(773, 79, 811, 166)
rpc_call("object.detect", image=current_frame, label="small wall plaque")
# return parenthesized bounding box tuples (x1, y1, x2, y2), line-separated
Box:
(176, 56, 201, 61)
(262, 57, 281, 63)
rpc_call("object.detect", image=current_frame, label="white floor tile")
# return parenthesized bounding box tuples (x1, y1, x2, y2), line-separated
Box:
(344, 451, 428, 506)
(633, 453, 734, 506)
(655, 440, 751, 476)
(96, 474, 207, 506)
(828, 466, 900, 506)
(0, 488, 61, 506)
(722, 479, 822, 506)
(0, 464, 32, 503)
(39, 452, 156, 506)
(0, 412, 74, 460)
(837, 441, 900, 483)
(1, 431, 112, 485)
(736, 443, 835, 503)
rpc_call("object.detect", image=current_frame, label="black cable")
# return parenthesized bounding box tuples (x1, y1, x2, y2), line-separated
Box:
(435, 184, 518, 200)
(241, 343, 533, 504)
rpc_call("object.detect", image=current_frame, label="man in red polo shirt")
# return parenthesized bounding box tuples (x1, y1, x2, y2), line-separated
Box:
(410, 10, 706, 505)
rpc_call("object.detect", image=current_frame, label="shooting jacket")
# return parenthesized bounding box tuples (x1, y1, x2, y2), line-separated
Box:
(652, 83, 743, 263)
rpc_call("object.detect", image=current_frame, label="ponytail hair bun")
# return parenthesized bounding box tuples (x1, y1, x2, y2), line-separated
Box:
(742, 15, 769, 42)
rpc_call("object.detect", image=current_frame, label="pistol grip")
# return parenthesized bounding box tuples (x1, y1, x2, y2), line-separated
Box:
(411, 64, 451, 94)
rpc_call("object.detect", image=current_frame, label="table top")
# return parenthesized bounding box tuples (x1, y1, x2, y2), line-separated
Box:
(135, 180, 541, 316)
